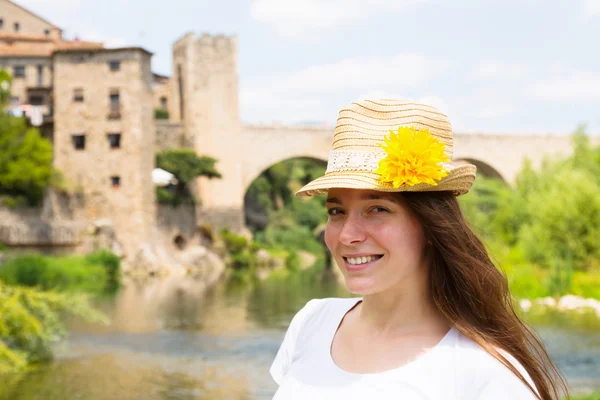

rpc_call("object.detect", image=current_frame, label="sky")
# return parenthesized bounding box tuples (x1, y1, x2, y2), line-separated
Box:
(15, 0, 600, 134)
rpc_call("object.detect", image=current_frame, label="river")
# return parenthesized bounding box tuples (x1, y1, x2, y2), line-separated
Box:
(2, 269, 599, 399)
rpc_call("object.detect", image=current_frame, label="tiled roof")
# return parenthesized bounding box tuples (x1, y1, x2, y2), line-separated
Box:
(0, 38, 103, 57)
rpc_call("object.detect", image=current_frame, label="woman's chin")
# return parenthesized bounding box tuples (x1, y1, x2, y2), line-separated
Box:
(343, 276, 380, 295)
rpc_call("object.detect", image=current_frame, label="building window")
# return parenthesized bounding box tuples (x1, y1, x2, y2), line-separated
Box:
(109, 89, 120, 118)
(160, 96, 168, 110)
(28, 95, 43, 106)
(37, 65, 43, 86)
(13, 65, 25, 78)
(14, 22, 19, 32)
(72, 134, 86, 150)
(111, 176, 121, 188)
(0, 19, 4, 29)
(107, 133, 121, 149)
(44, 29, 50, 35)
(109, 61, 121, 71)
(73, 88, 84, 102)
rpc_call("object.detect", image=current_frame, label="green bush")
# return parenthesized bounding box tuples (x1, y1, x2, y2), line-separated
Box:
(0, 251, 121, 294)
(85, 250, 121, 291)
(0, 282, 107, 373)
(154, 108, 169, 120)
(458, 128, 600, 299)
(0, 112, 54, 206)
(1, 195, 28, 209)
(220, 229, 249, 254)
(570, 391, 600, 400)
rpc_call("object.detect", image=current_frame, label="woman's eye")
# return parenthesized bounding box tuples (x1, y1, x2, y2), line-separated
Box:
(327, 208, 343, 216)
(371, 207, 389, 214)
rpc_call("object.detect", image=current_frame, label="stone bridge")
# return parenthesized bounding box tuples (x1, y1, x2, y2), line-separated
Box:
(240, 124, 595, 191)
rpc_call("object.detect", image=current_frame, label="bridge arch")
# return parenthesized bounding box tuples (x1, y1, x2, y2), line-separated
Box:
(454, 158, 507, 182)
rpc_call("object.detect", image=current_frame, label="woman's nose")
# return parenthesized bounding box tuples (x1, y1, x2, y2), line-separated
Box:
(338, 214, 367, 245)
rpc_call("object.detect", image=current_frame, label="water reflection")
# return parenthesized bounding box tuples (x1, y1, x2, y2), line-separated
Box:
(3, 354, 253, 400)
(2, 268, 599, 399)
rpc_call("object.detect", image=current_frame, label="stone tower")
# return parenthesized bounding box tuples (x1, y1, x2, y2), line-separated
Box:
(171, 33, 244, 231)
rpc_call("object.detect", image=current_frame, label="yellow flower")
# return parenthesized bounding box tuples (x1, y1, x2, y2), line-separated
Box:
(375, 126, 450, 187)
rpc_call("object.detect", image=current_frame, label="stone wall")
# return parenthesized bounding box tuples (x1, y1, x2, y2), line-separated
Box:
(156, 204, 197, 241)
(152, 76, 171, 116)
(0, 0, 62, 39)
(155, 120, 185, 151)
(0, 191, 86, 246)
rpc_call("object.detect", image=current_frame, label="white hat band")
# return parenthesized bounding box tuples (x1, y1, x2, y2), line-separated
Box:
(326, 149, 454, 174)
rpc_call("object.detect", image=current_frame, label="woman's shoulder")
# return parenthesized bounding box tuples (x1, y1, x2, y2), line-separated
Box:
(286, 297, 359, 333)
(293, 297, 360, 322)
(452, 330, 538, 399)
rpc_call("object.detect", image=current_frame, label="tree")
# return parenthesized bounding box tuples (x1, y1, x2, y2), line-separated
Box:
(0, 113, 53, 206)
(0, 69, 11, 107)
(155, 149, 221, 205)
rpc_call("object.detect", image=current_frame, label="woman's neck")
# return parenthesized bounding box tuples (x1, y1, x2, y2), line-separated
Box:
(357, 279, 448, 336)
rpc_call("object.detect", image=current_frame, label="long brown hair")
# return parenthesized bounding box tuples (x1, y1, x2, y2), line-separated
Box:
(402, 191, 569, 400)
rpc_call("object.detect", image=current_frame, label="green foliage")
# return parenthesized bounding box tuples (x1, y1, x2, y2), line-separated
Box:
(155, 149, 221, 206)
(156, 149, 221, 183)
(0, 282, 107, 373)
(154, 108, 169, 120)
(459, 128, 600, 298)
(569, 392, 600, 400)
(245, 158, 328, 268)
(0, 69, 11, 107)
(0, 251, 121, 294)
(0, 113, 53, 206)
(219, 229, 257, 271)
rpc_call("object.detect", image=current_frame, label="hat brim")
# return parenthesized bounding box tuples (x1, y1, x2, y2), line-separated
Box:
(295, 163, 477, 197)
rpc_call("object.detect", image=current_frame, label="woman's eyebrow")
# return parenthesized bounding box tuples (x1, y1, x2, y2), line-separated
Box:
(360, 193, 401, 204)
(326, 197, 341, 204)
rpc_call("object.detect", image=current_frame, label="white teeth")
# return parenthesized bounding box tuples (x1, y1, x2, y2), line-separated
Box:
(346, 256, 380, 265)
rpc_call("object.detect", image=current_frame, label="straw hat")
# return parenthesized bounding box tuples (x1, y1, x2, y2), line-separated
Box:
(296, 99, 477, 197)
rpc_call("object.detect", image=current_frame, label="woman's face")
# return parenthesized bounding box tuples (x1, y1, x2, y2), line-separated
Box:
(324, 188, 428, 295)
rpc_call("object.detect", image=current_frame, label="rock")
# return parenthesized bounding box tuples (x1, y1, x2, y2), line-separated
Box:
(128, 244, 163, 276)
(297, 250, 317, 270)
(256, 249, 270, 268)
(558, 295, 600, 316)
(178, 245, 225, 287)
(270, 255, 286, 270)
(534, 297, 557, 307)
(519, 299, 532, 312)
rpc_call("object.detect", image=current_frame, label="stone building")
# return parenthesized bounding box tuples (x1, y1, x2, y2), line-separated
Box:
(52, 47, 155, 255)
(0, 0, 159, 258)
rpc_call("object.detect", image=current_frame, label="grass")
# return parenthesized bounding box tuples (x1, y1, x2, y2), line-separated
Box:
(0, 250, 120, 295)
(571, 391, 600, 400)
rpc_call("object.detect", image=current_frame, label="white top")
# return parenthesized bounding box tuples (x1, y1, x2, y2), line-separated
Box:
(270, 298, 538, 400)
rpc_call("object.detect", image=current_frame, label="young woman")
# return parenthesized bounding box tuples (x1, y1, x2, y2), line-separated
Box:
(270, 100, 568, 400)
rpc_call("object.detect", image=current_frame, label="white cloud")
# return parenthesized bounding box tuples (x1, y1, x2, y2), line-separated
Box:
(584, 0, 600, 17)
(246, 54, 450, 93)
(528, 71, 600, 101)
(475, 104, 515, 119)
(472, 61, 529, 80)
(251, 0, 425, 39)
(241, 53, 450, 123)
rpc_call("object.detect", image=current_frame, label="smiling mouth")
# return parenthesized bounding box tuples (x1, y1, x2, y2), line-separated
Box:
(343, 255, 383, 265)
